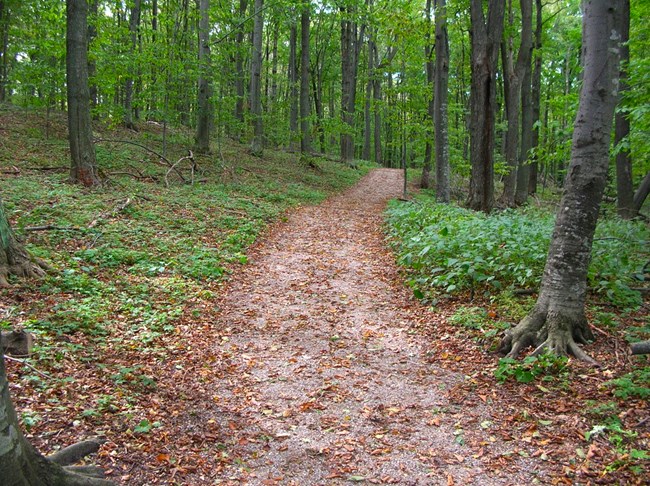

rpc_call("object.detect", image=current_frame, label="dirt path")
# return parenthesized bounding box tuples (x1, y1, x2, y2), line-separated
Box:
(156, 169, 541, 485)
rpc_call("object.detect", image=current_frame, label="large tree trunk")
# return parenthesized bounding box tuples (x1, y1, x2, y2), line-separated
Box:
(67, 0, 100, 187)
(195, 0, 212, 154)
(372, 42, 382, 166)
(249, 0, 264, 156)
(615, 0, 633, 218)
(466, 0, 506, 213)
(434, 0, 450, 203)
(499, 0, 622, 363)
(300, 5, 312, 154)
(633, 170, 650, 213)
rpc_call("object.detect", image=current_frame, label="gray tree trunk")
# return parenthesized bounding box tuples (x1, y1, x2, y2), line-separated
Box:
(1, 352, 114, 485)
(499, 0, 532, 207)
(67, 0, 100, 187)
(233, 0, 248, 140)
(195, 0, 212, 154)
(0, 1, 9, 102)
(123, 0, 141, 129)
(466, 0, 506, 213)
(363, 26, 374, 161)
(0, 197, 47, 287)
(434, 0, 450, 203)
(288, 22, 298, 152)
(372, 41, 382, 166)
(527, 0, 542, 195)
(340, 5, 364, 162)
(420, 0, 434, 189)
(249, 0, 264, 156)
(300, 6, 312, 154)
(500, 0, 622, 362)
(615, 0, 633, 218)
(633, 170, 650, 213)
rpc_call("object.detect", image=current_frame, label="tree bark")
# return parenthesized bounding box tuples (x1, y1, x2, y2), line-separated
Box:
(288, 22, 298, 151)
(249, 0, 264, 156)
(195, 0, 212, 154)
(499, 0, 532, 207)
(527, 0, 542, 195)
(467, 0, 506, 213)
(632, 170, 650, 213)
(123, 0, 141, 129)
(340, 4, 365, 162)
(615, 0, 633, 218)
(0, 1, 9, 102)
(300, 5, 312, 154)
(233, 0, 248, 140)
(499, 0, 622, 363)
(0, 198, 47, 288)
(67, 0, 100, 187)
(434, 0, 450, 202)
(420, 0, 434, 189)
(1, 352, 114, 485)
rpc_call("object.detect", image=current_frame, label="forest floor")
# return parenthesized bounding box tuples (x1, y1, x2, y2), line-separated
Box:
(83, 168, 643, 485)
(1, 104, 646, 484)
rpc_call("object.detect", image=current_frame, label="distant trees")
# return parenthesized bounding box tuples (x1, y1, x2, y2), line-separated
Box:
(0, 0, 645, 212)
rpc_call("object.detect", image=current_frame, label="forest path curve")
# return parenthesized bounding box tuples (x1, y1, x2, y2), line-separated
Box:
(162, 169, 537, 485)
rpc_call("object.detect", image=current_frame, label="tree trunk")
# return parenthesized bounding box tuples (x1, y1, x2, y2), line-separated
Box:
(372, 42, 382, 166)
(420, 0, 434, 189)
(499, 0, 622, 363)
(233, 0, 248, 140)
(288, 22, 298, 152)
(363, 25, 374, 161)
(467, 0, 506, 213)
(434, 0, 450, 202)
(615, 0, 633, 218)
(1, 352, 114, 485)
(67, 0, 100, 187)
(515, 0, 533, 205)
(195, 0, 212, 154)
(0, 199, 47, 287)
(633, 170, 650, 213)
(249, 0, 264, 156)
(340, 5, 364, 162)
(123, 0, 141, 130)
(499, 0, 532, 207)
(527, 0, 542, 195)
(0, 1, 9, 102)
(300, 5, 312, 154)
(87, 0, 98, 112)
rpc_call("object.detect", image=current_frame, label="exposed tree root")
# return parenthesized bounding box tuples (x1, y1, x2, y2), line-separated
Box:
(499, 306, 599, 366)
(0, 242, 50, 287)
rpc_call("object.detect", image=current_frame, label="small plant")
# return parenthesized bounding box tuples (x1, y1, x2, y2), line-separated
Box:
(495, 354, 569, 384)
(606, 368, 650, 400)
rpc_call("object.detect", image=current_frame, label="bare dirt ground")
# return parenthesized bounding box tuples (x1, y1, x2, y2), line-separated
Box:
(139, 169, 552, 485)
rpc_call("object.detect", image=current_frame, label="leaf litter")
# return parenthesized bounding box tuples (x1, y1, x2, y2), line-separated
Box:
(5, 168, 648, 484)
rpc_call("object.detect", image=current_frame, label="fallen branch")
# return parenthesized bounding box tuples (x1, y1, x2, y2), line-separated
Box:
(3, 356, 52, 379)
(165, 150, 195, 187)
(24, 225, 84, 232)
(88, 198, 132, 228)
(630, 340, 650, 355)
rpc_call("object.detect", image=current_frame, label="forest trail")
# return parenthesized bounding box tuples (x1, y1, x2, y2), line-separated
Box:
(156, 169, 542, 485)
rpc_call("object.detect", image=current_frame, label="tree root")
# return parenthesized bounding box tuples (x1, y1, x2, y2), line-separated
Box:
(499, 307, 599, 365)
(49, 439, 104, 466)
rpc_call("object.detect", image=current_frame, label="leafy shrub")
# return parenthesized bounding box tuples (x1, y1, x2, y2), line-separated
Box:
(606, 368, 650, 400)
(386, 198, 648, 306)
(495, 355, 569, 383)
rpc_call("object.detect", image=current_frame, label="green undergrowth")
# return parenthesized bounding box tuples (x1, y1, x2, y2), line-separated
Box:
(386, 194, 649, 307)
(0, 104, 370, 351)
